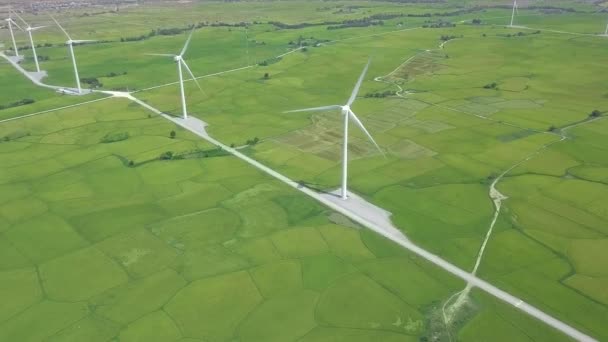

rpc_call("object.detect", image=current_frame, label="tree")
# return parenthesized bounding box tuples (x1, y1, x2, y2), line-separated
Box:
(160, 151, 174, 160)
(170, 130, 176, 139)
(590, 109, 602, 118)
(548, 125, 557, 132)
(472, 18, 481, 25)
(263, 73, 270, 79)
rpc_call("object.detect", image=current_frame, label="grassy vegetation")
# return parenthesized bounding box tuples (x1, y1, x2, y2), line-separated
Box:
(0, 84, 579, 342)
(1, 0, 608, 340)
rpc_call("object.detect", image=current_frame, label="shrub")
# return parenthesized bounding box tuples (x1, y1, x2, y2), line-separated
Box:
(160, 151, 174, 160)
(100, 132, 129, 143)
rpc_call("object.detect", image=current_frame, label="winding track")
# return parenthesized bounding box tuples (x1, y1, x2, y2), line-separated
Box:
(0, 29, 600, 342)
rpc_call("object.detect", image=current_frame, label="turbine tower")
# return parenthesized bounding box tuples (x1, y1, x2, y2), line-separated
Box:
(146, 29, 202, 120)
(604, 19, 608, 36)
(51, 16, 97, 94)
(509, 0, 519, 27)
(286, 59, 384, 200)
(4, 12, 23, 57)
(12, 11, 46, 72)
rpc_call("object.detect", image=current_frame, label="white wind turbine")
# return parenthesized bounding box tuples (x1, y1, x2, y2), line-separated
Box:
(12, 11, 46, 72)
(4, 12, 23, 58)
(286, 59, 384, 200)
(604, 18, 608, 36)
(509, 0, 519, 27)
(146, 29, 202, 120)
(51, 15, 97, 94)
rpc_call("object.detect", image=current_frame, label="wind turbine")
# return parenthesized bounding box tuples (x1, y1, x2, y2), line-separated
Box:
(285, 59, 384, 200)
(509, 0, 519, 27)
(604, 19, 608, 36)
(12, 11, 46, 72)
(51, 15, 97, 94)
(4, 12, 23, 57)
(146, 28, 202, 120)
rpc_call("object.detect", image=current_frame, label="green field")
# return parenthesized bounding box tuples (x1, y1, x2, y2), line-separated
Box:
(2, 0, 608, 341)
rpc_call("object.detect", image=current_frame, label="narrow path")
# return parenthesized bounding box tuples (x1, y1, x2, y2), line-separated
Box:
(1, 36, 599, 342)
(372, 37, 602, 340)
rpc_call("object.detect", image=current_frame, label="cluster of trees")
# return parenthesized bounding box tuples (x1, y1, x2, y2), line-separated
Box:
(502, 30, 542, 38)
(472, 18, 482, 25)
(159, 151, 174, 160)
(483, 82, 498, 90)
(106, 71, 128, 78)
(287, 36, 329, 47)
(0, 98, 35, 111)
(258, 57, 281, 66)
(269, 21, 325, 29)
(590, 110, 602, 118)
(422, 21, 456, 28)
(365, 90, 397, 98)
(159, 146, 229, 161)
(120, 21, 250, 43)
(440, 34, 462, 41)
(37, 55, 50, 61)
(246, 137, 260, 145)
(328, 18, 385, 30)
(100, 132, 130, 143)
(80, 77, 103, 88)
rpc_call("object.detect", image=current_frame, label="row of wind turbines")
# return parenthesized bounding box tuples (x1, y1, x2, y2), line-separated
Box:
(4, 10, 97, 94)
(508, 0, 608, 35)
(4, 10, 203, 113)
(2, 4, 606, 201)
(2, 10, 380, 201)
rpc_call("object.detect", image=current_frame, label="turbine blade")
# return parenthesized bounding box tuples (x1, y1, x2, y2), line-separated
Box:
(181, 59, 204, 93)
(31, 26, 47, 31)
(9, 19, 24, 31)
(347, 58, 372, 106)
(180, 28, 195, 57)
(348, 110, 384, 157)
(284, 105, 341, 114)
(145, 53, 175, 57)
(50, 15, 72, 41)
(11, 10, 28, 27)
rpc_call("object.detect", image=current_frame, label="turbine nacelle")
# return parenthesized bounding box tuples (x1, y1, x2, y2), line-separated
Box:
(145, 28, 203, 120)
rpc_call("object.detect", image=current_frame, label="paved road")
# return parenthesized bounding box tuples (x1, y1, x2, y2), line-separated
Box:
(2, 47, 598, 342)
(128, 95, 596, 342)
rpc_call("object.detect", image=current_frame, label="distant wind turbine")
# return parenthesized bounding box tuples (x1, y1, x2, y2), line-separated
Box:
(12, 11, 46, 72)
(146, 28, 202, 120)
(285, 59, 384, 200)
(604, 19, 608, 36)
(4, 12, 23, 57)
(51, 15, 97, 94)
(509, 0, 519, 27)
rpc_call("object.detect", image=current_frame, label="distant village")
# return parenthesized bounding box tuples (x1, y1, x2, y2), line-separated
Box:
(1, 0, 144, 14)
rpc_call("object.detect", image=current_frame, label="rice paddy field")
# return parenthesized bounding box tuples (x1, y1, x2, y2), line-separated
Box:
(1, 0, 608, 341)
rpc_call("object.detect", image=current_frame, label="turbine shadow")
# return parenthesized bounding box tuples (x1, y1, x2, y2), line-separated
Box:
(296, 180, 341, 198)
